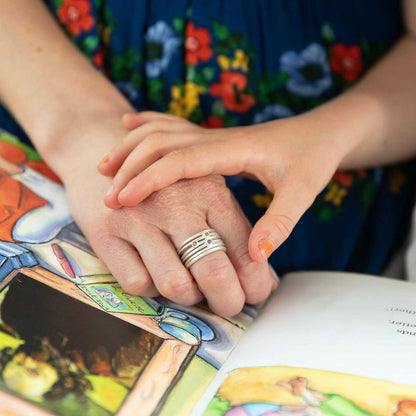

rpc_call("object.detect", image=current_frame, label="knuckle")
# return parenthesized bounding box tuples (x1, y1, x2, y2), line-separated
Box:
(213, 294, 245, 318)
(125, 128, 144, 147)
(156, 270, 196, 301)
(196, 177, 230, 202)
(229, 240, 252, 268)
(146, 130, 165, 144)
(146, 184, 186, 211)
(231, 256, 271, 305)
(119, 277, 152, 296)
(244, 282, 271, 305)
(269, 214, 296, 242)
(197, 255, 232, 284)
(166, 148, 186, 163)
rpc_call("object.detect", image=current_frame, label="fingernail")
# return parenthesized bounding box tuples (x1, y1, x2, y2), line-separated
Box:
(119, 186, 128, 195)
(106, 185, 114, 197)
(100, 155, 109, 164)
(258, 240, 274, 261)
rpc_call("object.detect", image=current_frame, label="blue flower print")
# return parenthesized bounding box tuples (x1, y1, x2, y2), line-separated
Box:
(253, 104, 294, 124)
(115, 81, 140, 102)
(145, 21, 180, 78)
(280, 43, 332, 97)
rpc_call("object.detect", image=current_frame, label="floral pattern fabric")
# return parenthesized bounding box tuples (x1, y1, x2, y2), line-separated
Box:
(1, 0, 414, 275)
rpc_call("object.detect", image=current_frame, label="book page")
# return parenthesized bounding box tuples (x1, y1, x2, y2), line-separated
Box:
(194, 271, 416, 415)
(0, 131, 257, 416)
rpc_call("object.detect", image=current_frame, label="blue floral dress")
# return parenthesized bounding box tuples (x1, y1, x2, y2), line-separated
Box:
(1, 0, 414, 275)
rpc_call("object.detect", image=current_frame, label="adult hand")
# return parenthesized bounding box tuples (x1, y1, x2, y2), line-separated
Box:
(99, 110, 350, 263)
(66, 161, 277, 318)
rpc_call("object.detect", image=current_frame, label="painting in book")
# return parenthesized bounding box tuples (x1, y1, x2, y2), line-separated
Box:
(0, 130, 256, 415)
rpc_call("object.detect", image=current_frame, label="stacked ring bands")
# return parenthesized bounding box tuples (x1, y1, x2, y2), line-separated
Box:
(177, 229, 227, 269)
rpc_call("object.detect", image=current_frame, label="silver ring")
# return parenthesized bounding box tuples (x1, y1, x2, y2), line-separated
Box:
(177, 229, 226, 269)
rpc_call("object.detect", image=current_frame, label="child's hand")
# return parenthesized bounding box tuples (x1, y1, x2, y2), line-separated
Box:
(98, 111, 349, 262)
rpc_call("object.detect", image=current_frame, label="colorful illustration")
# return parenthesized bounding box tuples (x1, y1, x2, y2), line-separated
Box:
(78, 283, 160, 314)
(0, 272, 166, 415)
(0, 130, 111, 282)
(0, 131, 256, 415)
(205, 366, 416, 416)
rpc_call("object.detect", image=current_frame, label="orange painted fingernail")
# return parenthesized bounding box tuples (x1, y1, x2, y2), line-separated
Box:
(100, 155, 109, 164)
(258, 240, 274, 261)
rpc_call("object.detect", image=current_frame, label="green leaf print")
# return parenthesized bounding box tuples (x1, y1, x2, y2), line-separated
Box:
(83, 36, 99, 53)
(173, 18, 185, 33)
(202, 67, 215, 82)
(212, 100, 226, 117)
(212, 21, 230, 40)
(321, 23, 335, 44)
(50, 0, 63, 9)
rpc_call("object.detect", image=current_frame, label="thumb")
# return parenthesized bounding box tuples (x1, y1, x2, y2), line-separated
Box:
(248, 182, 316, 263)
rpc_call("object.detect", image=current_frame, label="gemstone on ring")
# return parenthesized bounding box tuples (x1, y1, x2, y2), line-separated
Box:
(177, 229, 227, 269)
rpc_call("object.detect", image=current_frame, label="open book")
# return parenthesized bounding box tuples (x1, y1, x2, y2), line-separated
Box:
(196, 271, 416, 415)
(0, 130, 415, 416)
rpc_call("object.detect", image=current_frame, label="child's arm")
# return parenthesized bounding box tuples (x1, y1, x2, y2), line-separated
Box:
(99, 0, 416, 262)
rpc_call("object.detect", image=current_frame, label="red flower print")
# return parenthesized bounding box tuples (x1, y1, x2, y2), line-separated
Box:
(330, 44, 363, 82)
(333, 171, 354, 187)
(93, 49, 105, 68)
(201, 116, 224, 128)
(356, 169, 366, 178)
(185, 23, 213, 65)
(209, 71, 255, 113)
(58, 0, 94, 36)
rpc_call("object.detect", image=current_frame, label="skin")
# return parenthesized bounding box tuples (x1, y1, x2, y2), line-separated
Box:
(0, 0, 276, 317)
(99, 0, 416, 263)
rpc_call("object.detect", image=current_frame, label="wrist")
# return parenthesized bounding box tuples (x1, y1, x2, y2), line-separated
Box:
(302, 90, 384, 170)
(34, 105, 132, 183)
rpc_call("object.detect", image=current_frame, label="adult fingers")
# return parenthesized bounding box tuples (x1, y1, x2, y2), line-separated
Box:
(117, 142, 247, 207)
(94, 235, 159, 297)
(126, 222, 204, 306)
(207, 187, 277, 305)
(248, 179, 317, 263)
(147, 211, 246, 317)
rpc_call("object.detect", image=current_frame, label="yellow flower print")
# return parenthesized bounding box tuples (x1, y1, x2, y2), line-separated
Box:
(218, 50, 249, 72)
(389, 168, 406, 194)
(324, 183, 347, 206)
(231, 49, 249, 72)
(98, 24, 112, 45)
(252, 190, 273, 208)
(169, 82, 204, 119)
(217, 55, 231, 70)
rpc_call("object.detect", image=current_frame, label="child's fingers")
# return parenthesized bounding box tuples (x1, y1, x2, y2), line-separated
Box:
(122, 111, 178, 130)
(104, 132, 206, 208)
(98, 118, 188, 177)
(117, 142, 247, 207)
(248, 179, 317, 263)
(110, 130, 209, 194)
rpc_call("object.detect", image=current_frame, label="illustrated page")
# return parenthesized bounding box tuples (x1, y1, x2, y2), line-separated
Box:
(194, 272, 416, 415)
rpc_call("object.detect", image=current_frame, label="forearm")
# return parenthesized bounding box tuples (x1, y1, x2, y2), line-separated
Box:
(0, 0, 133, 178)
(305, 32, 416, 170)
